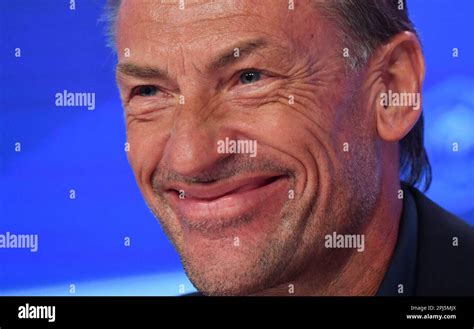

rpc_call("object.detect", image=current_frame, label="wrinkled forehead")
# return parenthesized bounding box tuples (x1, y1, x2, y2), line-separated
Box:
(116, 0, 322, 55)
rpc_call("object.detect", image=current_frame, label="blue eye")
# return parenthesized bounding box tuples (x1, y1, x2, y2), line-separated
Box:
(135, 85, 158, 97)
(239, 71, 261, 84)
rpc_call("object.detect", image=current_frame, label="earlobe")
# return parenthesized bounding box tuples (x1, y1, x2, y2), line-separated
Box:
(368, 32, 425, 143)
(376, 89, 422, 142)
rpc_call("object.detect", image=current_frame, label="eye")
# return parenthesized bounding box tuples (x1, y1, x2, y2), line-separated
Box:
(132, 85, 159, 97)
(239, 71, 261, 84)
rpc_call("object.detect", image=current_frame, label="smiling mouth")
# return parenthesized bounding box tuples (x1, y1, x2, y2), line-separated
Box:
(163, 174, 290, 231)
(171, 175, 283, 201)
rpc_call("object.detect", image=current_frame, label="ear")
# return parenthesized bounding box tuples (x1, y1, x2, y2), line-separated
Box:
(366, 32, 425, 142)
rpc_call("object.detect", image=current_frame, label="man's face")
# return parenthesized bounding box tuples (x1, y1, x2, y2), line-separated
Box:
(116, 0, 380, 295)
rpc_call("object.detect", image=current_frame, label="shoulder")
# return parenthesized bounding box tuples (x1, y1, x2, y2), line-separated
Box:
(409, 186, 474, 296)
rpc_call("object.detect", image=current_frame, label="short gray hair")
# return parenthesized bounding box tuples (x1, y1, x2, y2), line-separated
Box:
(101, 0, 121, 50)
(103, 0, 431, 191)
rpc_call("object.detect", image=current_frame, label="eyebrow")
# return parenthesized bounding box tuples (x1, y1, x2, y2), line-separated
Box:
(116, 38, 269, 80)
(116, 63, 170, 80)
(206, 38, 268, 71)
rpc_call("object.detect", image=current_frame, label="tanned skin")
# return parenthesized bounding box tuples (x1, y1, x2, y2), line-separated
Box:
(114, 0, 424, 296)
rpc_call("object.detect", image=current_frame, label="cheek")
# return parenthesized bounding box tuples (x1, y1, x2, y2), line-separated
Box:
(264, 89, 347, 197)
(126, 120, 168, 192)
(233, 95, 328, 197)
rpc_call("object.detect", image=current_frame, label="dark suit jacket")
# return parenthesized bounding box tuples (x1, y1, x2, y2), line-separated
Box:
(410, 186, 474, 296)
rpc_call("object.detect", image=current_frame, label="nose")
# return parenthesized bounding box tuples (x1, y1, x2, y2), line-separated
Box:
(160, 95, 236, 178)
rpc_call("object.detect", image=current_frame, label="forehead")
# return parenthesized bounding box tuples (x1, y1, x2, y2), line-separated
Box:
(116, 0, 323, 59)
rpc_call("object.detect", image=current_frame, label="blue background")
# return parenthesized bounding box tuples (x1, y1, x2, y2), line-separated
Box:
(1, 0, 473, 295)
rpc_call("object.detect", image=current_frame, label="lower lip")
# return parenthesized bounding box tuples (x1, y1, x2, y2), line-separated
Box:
(167, 176, 289, 232)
